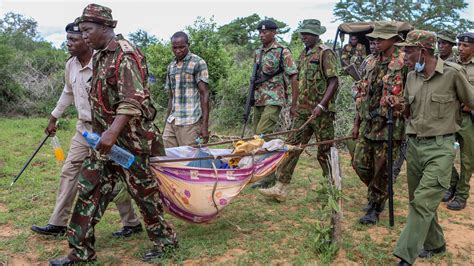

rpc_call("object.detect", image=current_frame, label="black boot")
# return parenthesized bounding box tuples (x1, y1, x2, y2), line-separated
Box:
(441, 187, 456, 202)
(31, 224, 67, 236)
(142, 244, 177, 262)
(112, 224, 143, 237)
(419, 244, 446, 258)
(359, 203, 379, 225)
(49, 256, 95, 266)
(447, 197, 466, 210)
(250, 176, 275, 189)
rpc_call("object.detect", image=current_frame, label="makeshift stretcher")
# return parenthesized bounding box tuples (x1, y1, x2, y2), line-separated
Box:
(150, 142, 288, 223)
(149, 135, 351, 224)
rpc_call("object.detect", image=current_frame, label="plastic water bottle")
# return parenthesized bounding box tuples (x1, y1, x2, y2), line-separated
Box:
(51, 136, 65, 161)
(82, 131, 135, 169)
(454, 141, 460, 150)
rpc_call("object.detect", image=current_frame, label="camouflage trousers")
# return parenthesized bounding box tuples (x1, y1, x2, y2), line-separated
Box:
(353, 137, 400, 206)
(67, 154, 177, 261)
(253, 105, 281, 135)
(276, 111, 335, 184)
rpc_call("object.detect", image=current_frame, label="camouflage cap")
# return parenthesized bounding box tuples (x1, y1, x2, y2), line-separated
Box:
(437, 30, 456, 44)
(76, 4, 117, 28)
(257, 20, 278, 31)
(65, 21, 81, 34)
(395, 30, 436, 50)
(366, 21, 402, 40)
(457, 32, 474, 43)
(297, 19, 326, 36)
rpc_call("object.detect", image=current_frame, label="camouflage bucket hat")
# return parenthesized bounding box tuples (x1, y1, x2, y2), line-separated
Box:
(437, 30, 456, 44)
(297, 19, 326, 36)
(395, 30, 436, 50)
(76, 4, 117, 28)
(366, 21, 401, 40)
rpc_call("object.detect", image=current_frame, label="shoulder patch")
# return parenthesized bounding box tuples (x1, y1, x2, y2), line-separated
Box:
(117, 39, 135, 54)
(445, 61, 463, 71)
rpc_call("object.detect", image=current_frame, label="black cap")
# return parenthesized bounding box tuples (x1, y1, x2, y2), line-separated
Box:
(65, 22, 81, 34)
(457, 32, 474, 43)
(257, 20, 278, 31)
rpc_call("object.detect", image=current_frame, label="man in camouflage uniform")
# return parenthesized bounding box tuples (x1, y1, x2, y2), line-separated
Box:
(393, 30, 474, 266)
(259, 19, 338, 201)
(49, 4, 177, 265)
(436, 30, 457, 62)
(341, 34, 367, 69)
(352, 22, 407, 225)
(442, 32, 474, 210)
(250, 20, 299, 189)
(347, 37, 378, 158)
(31, 21, 143, 239)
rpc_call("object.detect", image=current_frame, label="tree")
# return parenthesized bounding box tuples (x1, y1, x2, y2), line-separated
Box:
(129, 29, 158, 49)
(0, 12, 38, 39)
(333, 0, 474, 33)
(218, 14, 291, 49)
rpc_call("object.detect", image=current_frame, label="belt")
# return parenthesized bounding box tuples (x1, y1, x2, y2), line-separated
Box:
(407, 133, 454, 141)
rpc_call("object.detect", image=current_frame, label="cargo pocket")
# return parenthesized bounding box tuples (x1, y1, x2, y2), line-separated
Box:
(431, 94, 455, 118)
(437, 175, 450, 190)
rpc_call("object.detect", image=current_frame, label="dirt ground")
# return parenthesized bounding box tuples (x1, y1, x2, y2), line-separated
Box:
(2, 167, 473, 265)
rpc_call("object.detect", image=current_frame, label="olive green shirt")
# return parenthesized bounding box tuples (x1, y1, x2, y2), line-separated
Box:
(404, 57, 474, 137)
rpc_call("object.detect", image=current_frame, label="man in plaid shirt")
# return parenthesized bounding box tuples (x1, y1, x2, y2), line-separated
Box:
(163, 31, 210, 147)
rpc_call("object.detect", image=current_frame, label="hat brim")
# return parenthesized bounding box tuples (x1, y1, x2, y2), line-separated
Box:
(394, 42, 418, 47)
(437, 36, 456, 45)
(366, 32, 401, 40)
(297, 26, 326, 36)
(76, 16, 117, 28)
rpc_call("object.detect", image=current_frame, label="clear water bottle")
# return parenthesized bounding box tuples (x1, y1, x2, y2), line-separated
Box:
(454, 141, 460, 150)
(51, 135, 65, 161)
(82, 131, 135, 169)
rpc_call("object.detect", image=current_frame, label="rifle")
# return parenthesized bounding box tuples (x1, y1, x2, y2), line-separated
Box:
(11, 133, 51, 186)
(387, 107, 395, 227)
(343, 63, 361, 81)
(241, 49, 263, 138)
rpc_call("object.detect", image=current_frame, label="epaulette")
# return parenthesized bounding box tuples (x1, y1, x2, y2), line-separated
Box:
(117, 39, 135, 54)
(445, 61, 463, 71)
(320, 44, 331, 51)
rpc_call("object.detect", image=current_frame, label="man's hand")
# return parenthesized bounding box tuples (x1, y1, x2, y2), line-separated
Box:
(200, 127, 209, 144)
(386, 95, 403, 111)
(96, 129, 119, 155)
(45, 116, 58, 136)
(311, 105, 323, 118)
(351, 124, 360, 140)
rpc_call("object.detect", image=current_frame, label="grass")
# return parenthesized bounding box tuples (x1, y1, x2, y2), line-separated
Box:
(0, 117, 473, 265)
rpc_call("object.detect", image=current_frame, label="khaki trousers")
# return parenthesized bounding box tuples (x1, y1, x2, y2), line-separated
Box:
(163, 120, 201, 148)
(48, 121, 140, 227)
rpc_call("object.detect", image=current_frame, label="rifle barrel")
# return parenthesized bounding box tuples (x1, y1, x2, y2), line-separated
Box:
(387, 107, 395, 227)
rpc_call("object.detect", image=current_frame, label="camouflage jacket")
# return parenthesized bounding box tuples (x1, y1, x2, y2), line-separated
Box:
(297, 41, 338, 113)
(254, 41, 298, 107)
(341, 43, 366, 68)
(354, 46, 407, 141)
(90, 34, 159, 154)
